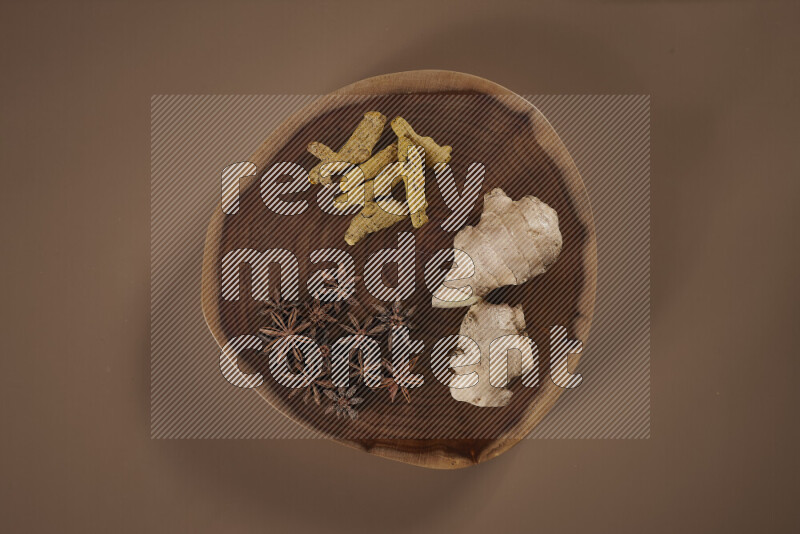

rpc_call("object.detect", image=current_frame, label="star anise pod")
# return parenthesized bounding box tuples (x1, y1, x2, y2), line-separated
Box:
(319, 343, 333, 372)
(339, 313, 386, 338)
(304, 299, 337, 337)
(319, 268, 362, 310)
(259, 290, 300, 319)
(348, 347, 384, 386)
(381, 355, 424, 403)
(288, 376, 336, 405)
(287, 378, 318, 404)
(324, 386, 364, 420)
(287, 345, 335, 405)
(373, 299, 416, 328)
(373, 300, 416, 351)
(259, 308, 310, 351)
(316, 344, 338, 387)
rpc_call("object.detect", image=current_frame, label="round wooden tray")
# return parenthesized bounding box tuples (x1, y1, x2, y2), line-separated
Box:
(201, 70, 597, 468)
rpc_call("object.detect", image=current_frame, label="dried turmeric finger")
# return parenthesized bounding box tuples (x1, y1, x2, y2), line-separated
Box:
(334, 160, 404, 211)
(391, 117, 452, 165)
(397, 137, 428, 228)
(339, 142, 398, 192)
(344, 200, 409, 246)
(308, 111, 386, 185)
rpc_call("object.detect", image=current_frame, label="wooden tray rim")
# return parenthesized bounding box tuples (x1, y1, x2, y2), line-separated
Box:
(200, 70, 598, 469)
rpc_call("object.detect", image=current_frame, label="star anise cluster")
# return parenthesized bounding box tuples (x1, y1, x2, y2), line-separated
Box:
(256, 288, 418, 419)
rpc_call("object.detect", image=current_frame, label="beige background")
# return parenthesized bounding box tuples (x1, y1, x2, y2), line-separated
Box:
(1, 1, 798, 532)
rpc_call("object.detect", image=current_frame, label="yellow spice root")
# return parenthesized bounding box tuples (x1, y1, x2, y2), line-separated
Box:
(344, 200, 409, 245)
(391, 117, 452, 165)
(398, 137, 428, 228)
(334, 167, 404, 211)
(307, 111, 386, 185)
(339, 142, 398, 192)
(303, 112, 455, 243)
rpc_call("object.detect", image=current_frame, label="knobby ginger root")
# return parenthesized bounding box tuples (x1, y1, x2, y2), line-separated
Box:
(450, 301, 531, 407)
(391, 117, 452, 165)
(432, 188, 562, 308)
(307, 111, 386, 185)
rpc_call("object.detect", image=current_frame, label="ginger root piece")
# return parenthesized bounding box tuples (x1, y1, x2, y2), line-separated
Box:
(397, 137, 428, 228)
(450, 301, 529, 407)
(432, 188, 563, 308)
(391, 117, 452, 165)
(307, 111, 386, 185)
(339, 142, 398, 192)
(344, 200, 408, 246)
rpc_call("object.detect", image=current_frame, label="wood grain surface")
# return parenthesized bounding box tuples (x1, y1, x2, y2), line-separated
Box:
(201, 70, 597, 468)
